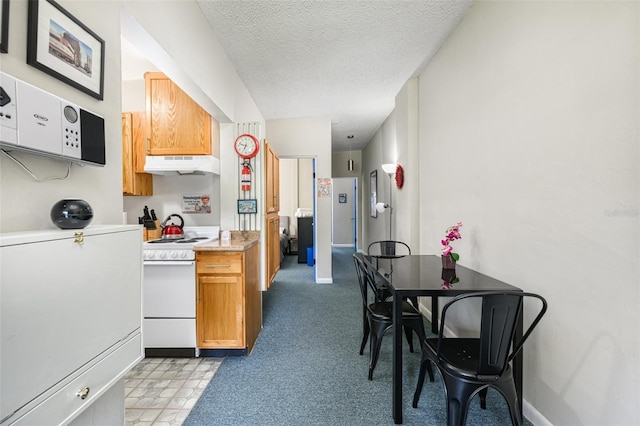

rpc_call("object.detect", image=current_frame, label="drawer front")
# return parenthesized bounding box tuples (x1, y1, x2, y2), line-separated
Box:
(197, 253, 242, 274)
(8, 333, 142, 426)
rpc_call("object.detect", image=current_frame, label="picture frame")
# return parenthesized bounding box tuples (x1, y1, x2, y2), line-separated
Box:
(237, 199, 258, 215)
(0, 0, 9, 53)
(370, 170, 377, 218)
(27, 0, 105, 100)
(338, 193, 347, 204)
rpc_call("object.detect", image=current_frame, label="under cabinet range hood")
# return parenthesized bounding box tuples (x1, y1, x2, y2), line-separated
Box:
(144, 155, 220, 176)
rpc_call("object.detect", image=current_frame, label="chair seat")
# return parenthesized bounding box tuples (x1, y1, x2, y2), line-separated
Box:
(425, 338, 511, 382)
(369, 300, 422, 321)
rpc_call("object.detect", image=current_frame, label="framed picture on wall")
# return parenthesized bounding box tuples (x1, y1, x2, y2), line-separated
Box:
(27, 0, 105, 99)
(238, 199, 258, 214)
(370, 170, 377, 218)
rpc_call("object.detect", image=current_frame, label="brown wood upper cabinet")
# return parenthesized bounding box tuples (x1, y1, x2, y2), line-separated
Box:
(144, 72, 213, 156)
(122, 112, 153, 196)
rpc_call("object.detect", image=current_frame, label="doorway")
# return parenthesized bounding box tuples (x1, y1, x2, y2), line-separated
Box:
(332, 177, 357, 249)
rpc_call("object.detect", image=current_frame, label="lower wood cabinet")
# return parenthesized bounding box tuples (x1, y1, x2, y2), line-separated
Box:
(266, 214, 280, 288)
(196, 244, 261, 353)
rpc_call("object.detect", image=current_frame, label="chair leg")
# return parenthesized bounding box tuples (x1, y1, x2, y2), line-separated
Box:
(404, 325, 415, 352)
(408, 296, 419, 309)
(412, 356, 435, 408)
(442, 373, 476, 426)
(360, 319, 370, 355)
(496, 380, 522, 426)
(479, 387, 487, 409)
(368, 322, 386, 381)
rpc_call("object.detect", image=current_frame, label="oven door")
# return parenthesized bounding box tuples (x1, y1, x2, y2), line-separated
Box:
(143, 260, 196, 349)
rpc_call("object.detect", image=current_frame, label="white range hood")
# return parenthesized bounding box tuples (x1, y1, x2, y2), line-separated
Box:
(144, 155, 220, 176)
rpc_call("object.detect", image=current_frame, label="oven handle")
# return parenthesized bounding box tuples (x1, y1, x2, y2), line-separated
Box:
(143, 261, 195, 266)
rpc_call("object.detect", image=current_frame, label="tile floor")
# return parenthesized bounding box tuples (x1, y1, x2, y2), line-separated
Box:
(124, 357, 223, 426)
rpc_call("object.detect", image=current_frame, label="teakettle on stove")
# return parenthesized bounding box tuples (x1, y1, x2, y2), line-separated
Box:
(160, 214, 184, 239)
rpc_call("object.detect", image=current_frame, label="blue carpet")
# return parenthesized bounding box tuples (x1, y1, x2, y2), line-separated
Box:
(184, 247, 531, 425)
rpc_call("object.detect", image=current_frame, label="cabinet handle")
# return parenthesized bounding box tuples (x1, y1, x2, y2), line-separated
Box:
(197, 278, 200, 304)
(76, 387, 90, 400)
(205, 264, 231, 268)
(145, 136, 150, 153)
(74, 232, 84, 245)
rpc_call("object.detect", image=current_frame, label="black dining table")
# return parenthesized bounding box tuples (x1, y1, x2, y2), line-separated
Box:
(363, 254, 524, 425)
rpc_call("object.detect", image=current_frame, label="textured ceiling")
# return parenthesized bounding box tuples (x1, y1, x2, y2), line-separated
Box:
(196, 0, 471, 152)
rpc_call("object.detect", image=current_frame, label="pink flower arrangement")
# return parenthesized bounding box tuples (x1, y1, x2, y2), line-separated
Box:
(441, 221, 463, 261)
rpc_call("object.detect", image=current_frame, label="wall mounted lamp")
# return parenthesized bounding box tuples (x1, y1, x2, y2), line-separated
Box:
(377, 163, 397, 239)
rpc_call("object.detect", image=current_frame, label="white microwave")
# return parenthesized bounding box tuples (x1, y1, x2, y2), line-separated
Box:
(0, 72, 105, 166)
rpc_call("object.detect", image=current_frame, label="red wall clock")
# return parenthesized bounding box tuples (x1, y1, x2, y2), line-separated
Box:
(395, 164, 404, 189)
(234, 134, 260, 159)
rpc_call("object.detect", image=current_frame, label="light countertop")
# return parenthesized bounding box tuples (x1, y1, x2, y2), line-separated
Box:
(194, 231, 259, 252)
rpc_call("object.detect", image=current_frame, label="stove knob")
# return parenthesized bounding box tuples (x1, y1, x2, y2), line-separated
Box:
(144, 251, 154, 260)
(169, 251, 178, 259)
(158, 251, 166, 259)
(180, 251, 188, 259)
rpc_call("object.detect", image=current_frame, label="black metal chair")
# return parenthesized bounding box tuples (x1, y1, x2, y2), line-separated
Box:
(367, 240, 417, 307)
(353, 253, 433, 381)
(367, 240, 411, 261)
(412, 291, 548, 426)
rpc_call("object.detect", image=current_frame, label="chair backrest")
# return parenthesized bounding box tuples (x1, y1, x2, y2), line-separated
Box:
(437, 291, 547, 376)
(353, 253, 379, 307)
(367, 240, 411, 258)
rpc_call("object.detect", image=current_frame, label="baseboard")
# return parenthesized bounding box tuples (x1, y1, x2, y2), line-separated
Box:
(331, 244, 354, 248)
(524, 400, 553, 426)
(145, 348, 197, 357)
(316, 277, 333, 284)
(418, 300, 550, 426)
(199, 348, 247, 357)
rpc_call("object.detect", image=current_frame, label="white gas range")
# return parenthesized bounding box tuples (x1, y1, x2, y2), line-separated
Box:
(143, 226, 219, 357)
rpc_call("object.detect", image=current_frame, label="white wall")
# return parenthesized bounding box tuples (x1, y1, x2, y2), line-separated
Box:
(0, 0, 262, 234)
(363, 1, 639, 424)
(362, 113, 398, 245)
(266, 117, 333, 283)
(332, 150, 363, 249)
(279, 158, 299, 231)
(297, 158, 314, 209)
(419, 3, 638, 424)
(0, 1, 124, 232)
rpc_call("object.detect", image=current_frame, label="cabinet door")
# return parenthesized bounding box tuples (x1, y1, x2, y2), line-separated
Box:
(145, 72, 212, 156)
(265, 141, 280, 214)
(243, 244, 262, 353)
(266, 215, 280, 287)
(122, 112, 153, 196)
(196, 274, 244, 348)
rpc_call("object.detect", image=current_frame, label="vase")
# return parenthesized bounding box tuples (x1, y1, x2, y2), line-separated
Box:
(50, 199, 93, 229)
(441, 254, 456, 270)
